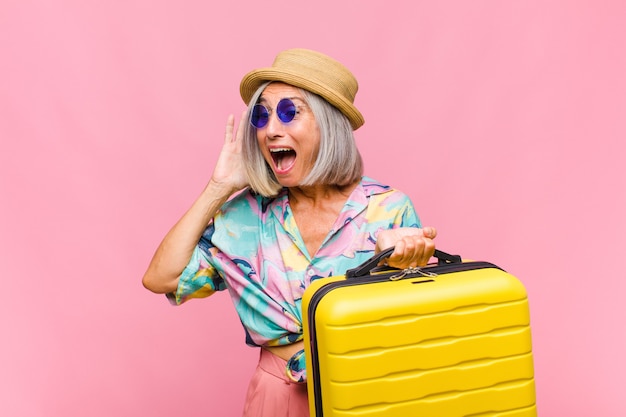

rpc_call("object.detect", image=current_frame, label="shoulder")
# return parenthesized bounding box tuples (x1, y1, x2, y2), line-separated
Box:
(218, 188, 283, 217)
(220, 188, 271, 212)
(359, 177, 420, 227)
(361, 176, 411, 202)
(211, 188, 283, 248)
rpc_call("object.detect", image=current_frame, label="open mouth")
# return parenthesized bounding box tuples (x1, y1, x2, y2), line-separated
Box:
(270, 148, 297, 173)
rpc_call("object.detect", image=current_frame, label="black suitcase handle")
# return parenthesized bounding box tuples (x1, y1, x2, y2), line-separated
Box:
(346, 247, 462, 278)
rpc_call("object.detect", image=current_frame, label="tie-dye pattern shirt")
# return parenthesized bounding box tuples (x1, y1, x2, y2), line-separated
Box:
(170, 177, 421, 347)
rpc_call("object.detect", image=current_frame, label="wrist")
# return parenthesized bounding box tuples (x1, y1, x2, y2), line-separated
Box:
(206, 178, 241, 199)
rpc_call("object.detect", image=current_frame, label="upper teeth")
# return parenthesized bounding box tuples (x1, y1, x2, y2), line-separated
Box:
(270, 148, 291, 153)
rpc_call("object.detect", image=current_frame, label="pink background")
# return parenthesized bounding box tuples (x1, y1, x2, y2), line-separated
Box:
(1, 1, 624, 416)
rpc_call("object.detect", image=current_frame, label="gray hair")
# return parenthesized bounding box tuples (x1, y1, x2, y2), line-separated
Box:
(242, 82, 364, 197)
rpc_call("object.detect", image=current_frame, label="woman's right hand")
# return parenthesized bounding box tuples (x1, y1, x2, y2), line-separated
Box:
(209, 111, 249, 195)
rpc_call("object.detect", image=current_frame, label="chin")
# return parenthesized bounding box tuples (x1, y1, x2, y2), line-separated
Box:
(274, 173, 304, 189)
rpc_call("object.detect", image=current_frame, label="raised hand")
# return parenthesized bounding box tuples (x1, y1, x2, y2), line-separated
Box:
(210, 111, 249, 195)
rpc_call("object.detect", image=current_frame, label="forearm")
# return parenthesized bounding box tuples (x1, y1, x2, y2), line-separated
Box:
(142, 180, 236, 294)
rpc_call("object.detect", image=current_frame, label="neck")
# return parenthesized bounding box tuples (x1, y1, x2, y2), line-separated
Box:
(288, 181, 359, 207)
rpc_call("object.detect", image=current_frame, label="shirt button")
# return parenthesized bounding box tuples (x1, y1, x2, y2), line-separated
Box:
(307, 269, 315, 276)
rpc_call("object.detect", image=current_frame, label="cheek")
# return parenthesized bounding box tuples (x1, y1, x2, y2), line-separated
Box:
(258, 144, 274, 166)
(304, 128, 321, 160)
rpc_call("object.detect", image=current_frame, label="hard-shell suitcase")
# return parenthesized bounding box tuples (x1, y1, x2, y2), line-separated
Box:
(302, 248, 536, 417)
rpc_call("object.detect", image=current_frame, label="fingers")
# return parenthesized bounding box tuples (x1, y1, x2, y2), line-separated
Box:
(224, 111, 247, 144)
(389, 238, 428, 268)
(374, 226, 438, 268)
(381, 227, 437, 269)
(212, 112, 249, 192)
(423, 226, 437, 239)
(224, 114, 235, 143)
(236, 110, 247, 142)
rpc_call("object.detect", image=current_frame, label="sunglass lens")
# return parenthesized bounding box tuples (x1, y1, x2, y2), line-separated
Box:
(251, 104, 269, 128)
(277, 99, 297, 124)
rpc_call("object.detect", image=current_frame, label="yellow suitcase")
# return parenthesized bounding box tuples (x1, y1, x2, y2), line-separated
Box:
(302, 248, 536, 417)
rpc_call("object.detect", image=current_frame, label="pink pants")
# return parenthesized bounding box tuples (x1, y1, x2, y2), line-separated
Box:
(242, 348, 310, 417)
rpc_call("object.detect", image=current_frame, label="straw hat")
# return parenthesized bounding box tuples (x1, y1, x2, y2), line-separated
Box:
(239, 48, 365, 130)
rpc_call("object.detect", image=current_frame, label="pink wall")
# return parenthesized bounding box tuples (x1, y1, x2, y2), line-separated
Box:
(1, 1, 624, 416)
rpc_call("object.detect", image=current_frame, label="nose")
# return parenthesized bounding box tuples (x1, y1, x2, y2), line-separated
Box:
(263, 112, 285, 138)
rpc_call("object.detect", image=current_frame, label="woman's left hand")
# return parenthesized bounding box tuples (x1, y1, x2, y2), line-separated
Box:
(375, 227, 437, 269)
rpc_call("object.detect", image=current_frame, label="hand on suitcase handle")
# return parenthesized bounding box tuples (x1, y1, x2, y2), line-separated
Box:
(346, 247, 462, 278)
(373, 226, 437, 269)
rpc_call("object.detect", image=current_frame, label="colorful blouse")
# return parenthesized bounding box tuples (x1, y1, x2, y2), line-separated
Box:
(170, 176, 421, 347)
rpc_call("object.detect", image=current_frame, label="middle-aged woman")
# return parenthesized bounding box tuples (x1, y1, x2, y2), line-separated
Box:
(142, 48, 437, 417)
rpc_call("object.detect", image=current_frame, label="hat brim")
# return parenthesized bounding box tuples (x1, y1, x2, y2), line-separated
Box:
(240, 68, 365, 130)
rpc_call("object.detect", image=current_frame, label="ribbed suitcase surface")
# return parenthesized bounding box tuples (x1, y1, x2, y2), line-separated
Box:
(302, 254, 536, 417)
